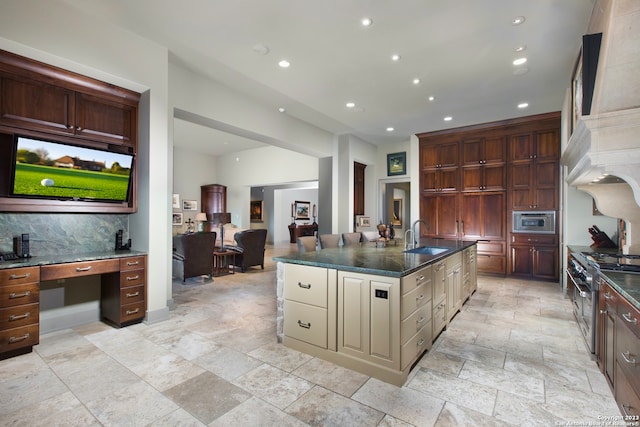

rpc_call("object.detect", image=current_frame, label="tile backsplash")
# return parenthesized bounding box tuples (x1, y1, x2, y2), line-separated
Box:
(0, 213, 128, 255)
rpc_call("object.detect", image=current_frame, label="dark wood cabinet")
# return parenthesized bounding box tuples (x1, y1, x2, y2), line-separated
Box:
(461, 136, 506, 192)
(599, 281, 618, 388)
(509, 130, 559, 210)
(288, 223, 318, 243)
(354, 162, 366, 215)
(509, 234, 558, 281)
(460, 192, 505, 240)
(421, 194, 458, 239)
(201, 184, 227, 215)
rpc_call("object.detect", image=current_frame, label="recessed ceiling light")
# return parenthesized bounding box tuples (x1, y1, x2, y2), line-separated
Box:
(513, 57, 527, 66)
(361, 17, 373, 27)
(391, 54, 401, 61)
(278, 59, 290, 68)
(278, 107, 286, 113)
(513, 67, 529, 75)
(428, 96, 435, 102)
(517, 102, 529, 109)
(386, 127, 394, 132)
(252, 43, 270, 55)
(515, 45, 527, 52)
(346, 102, 355, 108)
(512, 16, 525, 25)
(413, 78, 421, 85)
(444, 116, 452, 121)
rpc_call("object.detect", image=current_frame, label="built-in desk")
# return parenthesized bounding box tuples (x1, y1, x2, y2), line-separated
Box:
(0, 251, 147, 360)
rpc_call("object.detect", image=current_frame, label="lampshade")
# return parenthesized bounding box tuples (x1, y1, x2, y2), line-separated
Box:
(210, 212, 231, 225)
(195, 213, 208, 222)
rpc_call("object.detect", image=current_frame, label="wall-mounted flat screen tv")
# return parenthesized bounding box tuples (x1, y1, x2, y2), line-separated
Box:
(10, 136, 134, 203)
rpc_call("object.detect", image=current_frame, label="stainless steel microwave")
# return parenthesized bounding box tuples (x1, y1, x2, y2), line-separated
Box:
(512, 211, 556, 234)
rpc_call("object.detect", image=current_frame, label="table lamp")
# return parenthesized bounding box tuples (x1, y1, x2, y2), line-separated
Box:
(195, 213, 208, 232)
(210, 212, 232, 249)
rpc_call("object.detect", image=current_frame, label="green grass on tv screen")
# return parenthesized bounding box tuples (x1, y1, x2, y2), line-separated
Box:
(13, 163, 130, 201)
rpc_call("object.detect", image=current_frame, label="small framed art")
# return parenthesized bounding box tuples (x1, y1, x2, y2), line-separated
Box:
(172, 194, 180, 209)
(182, 200, 197, 211)
(387, 152, 406, 176)
(172, 212, 183, 226)
(295, 200, 310, 220)
(250, 200, 264, 222)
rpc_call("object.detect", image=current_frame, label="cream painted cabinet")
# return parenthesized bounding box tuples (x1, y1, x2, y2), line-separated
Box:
(337, 271, 400, 370)
(283, 264, 336, 350)
(400, 265, 433, 369)
(462, 246, 477, 302)
(445, 252, 463, 322)
(432, 260, 447, 337)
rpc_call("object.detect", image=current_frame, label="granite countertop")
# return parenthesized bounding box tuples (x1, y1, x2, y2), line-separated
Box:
(273, 238, 477, 278)
(0, 250, 147, 270)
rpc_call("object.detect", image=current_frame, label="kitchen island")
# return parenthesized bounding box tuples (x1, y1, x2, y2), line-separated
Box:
(273, 238, 477, 386)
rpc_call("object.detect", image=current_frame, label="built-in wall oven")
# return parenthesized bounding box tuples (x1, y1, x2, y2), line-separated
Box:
(567, 252, 597, 354)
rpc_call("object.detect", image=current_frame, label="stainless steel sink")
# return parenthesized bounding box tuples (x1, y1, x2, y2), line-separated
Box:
(404, 246, 449, 255)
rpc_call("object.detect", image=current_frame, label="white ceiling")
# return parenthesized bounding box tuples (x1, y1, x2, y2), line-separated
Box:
(67, 0, 595, 156)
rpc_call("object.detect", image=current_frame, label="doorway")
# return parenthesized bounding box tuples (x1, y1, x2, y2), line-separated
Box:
(379, 179, 411, 235)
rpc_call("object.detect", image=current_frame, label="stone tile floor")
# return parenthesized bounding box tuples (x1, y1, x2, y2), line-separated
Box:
(0, 244, 620, 426)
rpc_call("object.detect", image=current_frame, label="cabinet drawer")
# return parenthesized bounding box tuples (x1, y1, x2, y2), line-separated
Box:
(120, 269, 145, 288)
(120, 285, 145, 305)
(0, 267, 40, 285)
(511, 234, 557, 245)
(120, 256, 146, 271)
(477, 254, 506, 274)
(402, 265, 431, 295)
(0, 323, 39, 353)
(401, 322, 431, 369)
(119, 301, 145, 323)
(401, 283, 431, 319)
(0, 282, 39, 308)
(401, 304, 431, 343)
(616, 321, 640, 395)
(41, 259, 119, 281)
(0, 303, 39, 330)
(615, 362, 640, 417)
(617, 297, 640, 340)
(284, 300, 327, 349)
(477, 240, 505, 255)
(284, 264, 327, 308)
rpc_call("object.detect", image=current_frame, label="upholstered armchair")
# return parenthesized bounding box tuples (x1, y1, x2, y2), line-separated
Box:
(172, 232, 217, 282)
(224, 229, 267, 272)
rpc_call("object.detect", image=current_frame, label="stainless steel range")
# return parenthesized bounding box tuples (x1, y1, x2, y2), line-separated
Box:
(567, 252, 596, 354)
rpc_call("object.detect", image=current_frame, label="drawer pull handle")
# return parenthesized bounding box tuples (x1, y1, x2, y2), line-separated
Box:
(9, 312, 30, 321)
(126, 291, 140, 298)
(621, 351, 637, 365)
(9, 291, 31, 299)
(8, 273, 31, 280)
(604, 292, 613, 300)
(417, 316, 425, 324)
(622, 312, 638, 325)
(621, 404, 633, 418)
(416, 294, 425, 301)
(9, 333, 30, 343)
(76, 266, 93, 272)
(126, 261, 140, 266)
(126, 275, 140, 281)
(417, 338, 425, 347)
(297, 320, 311, 329)
(126, 308, 140, 315)
(297, 282, 311, 289)
(416, 275, 425, 282)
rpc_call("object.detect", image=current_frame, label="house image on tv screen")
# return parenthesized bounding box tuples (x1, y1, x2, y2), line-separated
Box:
(54, 156, 106, 171)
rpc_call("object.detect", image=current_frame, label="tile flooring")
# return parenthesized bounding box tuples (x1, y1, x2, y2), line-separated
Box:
(0, 245, 621, 426)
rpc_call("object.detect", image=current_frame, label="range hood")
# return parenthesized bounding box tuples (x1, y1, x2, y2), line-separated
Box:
(561, 0, 640, 253)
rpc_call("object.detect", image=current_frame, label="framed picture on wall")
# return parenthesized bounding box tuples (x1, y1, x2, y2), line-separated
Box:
(172, 194, 180, 209)
(172, 212, 183, 226)
(387, 152, 406, 176)
(250, 200, 264, 222)
(295, 200, 310, 220)
(357, 216, 371, 227)
(182, 200, 197, 211)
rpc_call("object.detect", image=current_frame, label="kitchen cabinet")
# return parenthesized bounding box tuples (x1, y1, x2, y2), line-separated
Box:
(445, 252, 462, 322)
(0, 54, 139, 148)
(509, 130, 559, 210)
(509, 234, 558, 281)
(460, 192, 505, 240)
(421, 194, 458, 239)
(598, 282, 617, 388)
(421, 138, 459, 193)
(462, 245, 477, 301)
(461, 136, 506, 192)
(101, 256, 147, 327)
(432, 260, 447, 337)
(400, 265, 432, 369)
(0, 266, 40, 358)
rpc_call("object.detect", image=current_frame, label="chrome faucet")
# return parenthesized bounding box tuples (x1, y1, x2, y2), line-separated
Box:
(407, 219, 427, 249)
